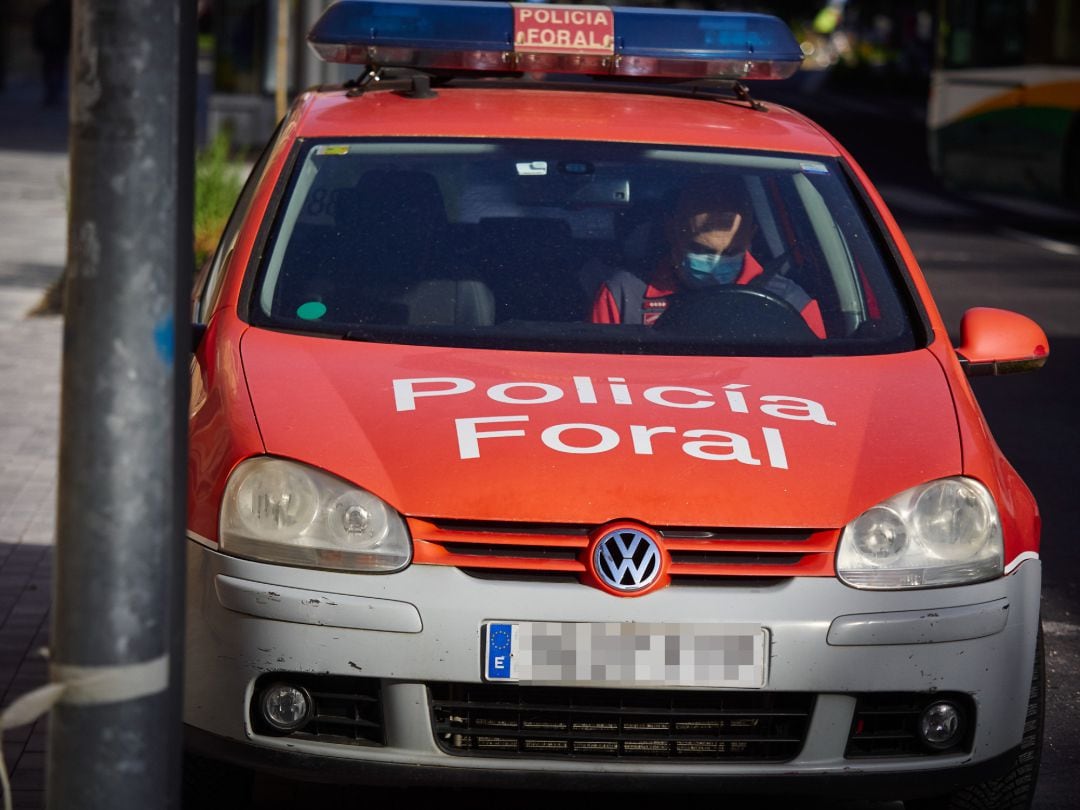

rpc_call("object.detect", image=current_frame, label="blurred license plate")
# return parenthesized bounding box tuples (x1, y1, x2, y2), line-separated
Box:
(483, 622, 768, 688)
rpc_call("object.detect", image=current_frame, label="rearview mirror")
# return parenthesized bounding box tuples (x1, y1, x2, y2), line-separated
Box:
(955, 307, 1048, 377)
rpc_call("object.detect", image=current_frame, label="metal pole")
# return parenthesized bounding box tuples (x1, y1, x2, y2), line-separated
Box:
(168, 0, 196, 806)
(49, 0, 184, 807)
(300, 0, 327, 90)
(276, 0, 290, 121)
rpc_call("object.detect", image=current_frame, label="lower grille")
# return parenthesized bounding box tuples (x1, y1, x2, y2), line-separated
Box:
(251, 673, 385, 746)
(430, 683, 813, 761)
(846, 693, 974, 757)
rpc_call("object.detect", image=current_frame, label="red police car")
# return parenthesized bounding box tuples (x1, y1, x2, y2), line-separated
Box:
(185, 3, 1048, 807)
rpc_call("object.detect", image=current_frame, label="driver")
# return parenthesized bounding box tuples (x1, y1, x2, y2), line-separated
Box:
(590, 177, 825, 338)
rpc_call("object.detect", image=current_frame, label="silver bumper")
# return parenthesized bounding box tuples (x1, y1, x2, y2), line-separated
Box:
(184, 539, 1041, 780)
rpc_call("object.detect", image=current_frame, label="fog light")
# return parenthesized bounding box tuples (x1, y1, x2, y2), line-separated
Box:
(919, 701, 963, 750)
(259, 683, 312, 733)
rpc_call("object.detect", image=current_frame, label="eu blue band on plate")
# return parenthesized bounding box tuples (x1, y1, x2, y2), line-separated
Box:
(308, 0, 802, 80)
(486, 623, 513, 680)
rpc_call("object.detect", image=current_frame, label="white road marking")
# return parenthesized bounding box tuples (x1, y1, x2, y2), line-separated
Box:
(969, 191, 1080, 224)
(917, 250, 975, 262)
(1000, 228, 1080, 256)
(1043, 621, 1080, 638)
(876, 185, 977, 218)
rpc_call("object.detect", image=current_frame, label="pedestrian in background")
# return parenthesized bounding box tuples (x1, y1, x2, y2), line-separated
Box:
(32, 0, 71, 106)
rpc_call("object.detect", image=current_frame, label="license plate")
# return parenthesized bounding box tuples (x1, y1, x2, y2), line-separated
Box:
(483, 622, 768, 688)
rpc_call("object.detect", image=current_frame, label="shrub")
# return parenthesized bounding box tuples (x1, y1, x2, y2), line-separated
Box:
(32, 133, 246, 317)
(194, 132, 245, 268)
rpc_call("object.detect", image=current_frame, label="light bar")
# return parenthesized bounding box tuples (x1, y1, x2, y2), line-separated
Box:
(308, 0, 802, 81)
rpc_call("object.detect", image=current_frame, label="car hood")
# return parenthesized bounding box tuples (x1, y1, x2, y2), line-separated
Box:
(241, 329, 961, 529)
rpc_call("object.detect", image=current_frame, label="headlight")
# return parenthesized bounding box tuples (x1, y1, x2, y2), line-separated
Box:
(220, 457, 411, 572)
(837, 477, 1002, 589)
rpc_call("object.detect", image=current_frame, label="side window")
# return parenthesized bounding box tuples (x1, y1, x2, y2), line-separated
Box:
(194, 133, 278, 324)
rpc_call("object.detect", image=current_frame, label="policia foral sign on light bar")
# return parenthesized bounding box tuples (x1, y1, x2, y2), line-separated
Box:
(307, 0, 804, 79)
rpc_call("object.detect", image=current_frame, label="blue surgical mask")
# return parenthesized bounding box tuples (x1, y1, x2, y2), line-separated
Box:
(681, 251, 744, 285)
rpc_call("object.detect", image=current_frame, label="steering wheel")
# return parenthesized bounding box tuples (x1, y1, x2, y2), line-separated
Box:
(652, 284, 812, 342)
(717, 285, 800, 311)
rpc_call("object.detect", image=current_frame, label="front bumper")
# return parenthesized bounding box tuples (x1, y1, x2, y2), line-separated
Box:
(184, 539, 1041, 794)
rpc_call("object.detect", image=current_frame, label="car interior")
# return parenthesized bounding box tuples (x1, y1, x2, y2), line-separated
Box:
(255, 143, 916, 354)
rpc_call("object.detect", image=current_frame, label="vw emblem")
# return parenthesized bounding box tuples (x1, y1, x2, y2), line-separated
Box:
(593, 528, 661, 592)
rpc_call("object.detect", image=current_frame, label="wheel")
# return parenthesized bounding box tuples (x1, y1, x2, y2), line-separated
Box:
(905, 624, 1044, 810)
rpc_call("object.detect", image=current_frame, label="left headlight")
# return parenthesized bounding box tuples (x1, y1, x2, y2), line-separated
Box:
(220, 457, 411, 572)
(837, 477, 1002, 589)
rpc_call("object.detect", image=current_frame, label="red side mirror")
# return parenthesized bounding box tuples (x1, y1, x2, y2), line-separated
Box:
(955, 307, 1049, 377)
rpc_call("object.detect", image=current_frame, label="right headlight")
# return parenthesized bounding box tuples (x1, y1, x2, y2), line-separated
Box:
(837, 477, 1002, 589)
(220, 457, 411, 572)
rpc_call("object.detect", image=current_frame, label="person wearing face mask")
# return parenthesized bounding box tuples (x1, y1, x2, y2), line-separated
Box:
(590, 177, 826, 338)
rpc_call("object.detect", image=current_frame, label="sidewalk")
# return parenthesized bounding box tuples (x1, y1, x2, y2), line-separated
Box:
(0, 80, 68, 810)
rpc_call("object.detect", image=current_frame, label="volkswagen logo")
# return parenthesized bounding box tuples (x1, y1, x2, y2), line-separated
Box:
(593, 528, 661, 592)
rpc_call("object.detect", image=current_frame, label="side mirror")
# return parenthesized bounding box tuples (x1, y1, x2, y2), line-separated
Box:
(955, 307, 1048, 377)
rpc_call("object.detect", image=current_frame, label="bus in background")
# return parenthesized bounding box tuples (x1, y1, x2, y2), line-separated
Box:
(928, 0, 1080, 204)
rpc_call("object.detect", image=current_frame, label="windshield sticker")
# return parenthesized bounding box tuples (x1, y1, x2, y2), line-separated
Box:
(516, 161, 549, 176)
(800, 161, 829, 174)
(392, 375, 835, 470)
(296, 301, 328, 320)
(314, 145, 350, 156)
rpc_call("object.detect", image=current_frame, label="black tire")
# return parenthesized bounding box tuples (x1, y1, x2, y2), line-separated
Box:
(906, 624, 1045, 810)
(182, 751, 254, 810)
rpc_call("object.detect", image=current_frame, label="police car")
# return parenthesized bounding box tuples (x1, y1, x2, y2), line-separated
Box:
(185, 2, 1048, 807)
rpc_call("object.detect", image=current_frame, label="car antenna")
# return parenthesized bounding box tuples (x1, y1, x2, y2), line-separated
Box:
(346, 67, 438, 99)
(683, 79, 769, 111)
(732, 81, 768, 112)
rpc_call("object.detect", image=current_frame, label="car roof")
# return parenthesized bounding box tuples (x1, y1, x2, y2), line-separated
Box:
(291, 83, 843, 156)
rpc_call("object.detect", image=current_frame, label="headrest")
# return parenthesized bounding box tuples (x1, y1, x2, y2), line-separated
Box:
(332, 170, 449, 278)
(477, 217, 572, 246)
(341, 170, 448, 232)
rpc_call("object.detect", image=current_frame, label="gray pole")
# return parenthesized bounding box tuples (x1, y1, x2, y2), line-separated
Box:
(301, 0, 326, 89)
(166, 0, 196, 807)
(168, 0, 195, 807)
(49, 1, 184, 807)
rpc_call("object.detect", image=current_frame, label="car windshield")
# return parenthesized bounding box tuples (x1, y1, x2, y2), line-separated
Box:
(249, 138, 920, 356)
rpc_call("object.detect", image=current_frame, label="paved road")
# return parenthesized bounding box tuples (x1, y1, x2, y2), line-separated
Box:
(0, 83, 66, 810)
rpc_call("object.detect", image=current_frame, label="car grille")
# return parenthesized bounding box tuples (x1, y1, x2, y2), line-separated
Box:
(409, 518, 837, 580)
(430, 683, 813, 761)
(845, 693, 974, 757)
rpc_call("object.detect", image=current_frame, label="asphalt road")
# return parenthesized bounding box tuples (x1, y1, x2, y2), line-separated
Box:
(240, 76, 1079, 809)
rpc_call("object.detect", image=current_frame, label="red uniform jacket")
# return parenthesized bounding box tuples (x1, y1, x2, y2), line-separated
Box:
(591, 254, 826, 339)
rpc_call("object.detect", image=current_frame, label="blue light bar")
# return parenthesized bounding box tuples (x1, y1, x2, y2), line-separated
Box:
(312, 0, 513, 55)
(308, 0, 803, 80)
